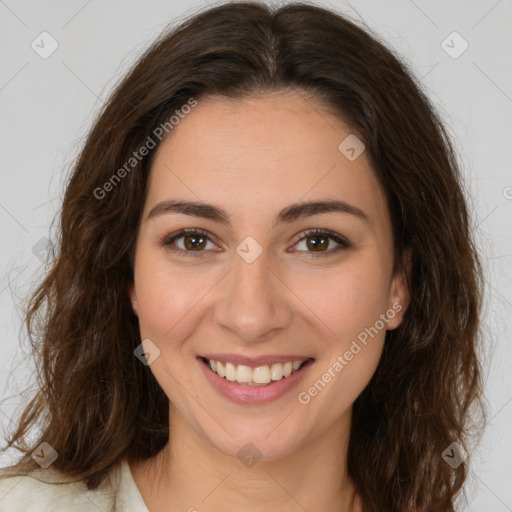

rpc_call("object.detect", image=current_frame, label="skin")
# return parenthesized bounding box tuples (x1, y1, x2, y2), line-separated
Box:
(127, 89, 410, 512)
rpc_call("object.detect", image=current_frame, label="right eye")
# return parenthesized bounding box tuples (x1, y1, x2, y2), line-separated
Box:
(162, 228, 220, 257)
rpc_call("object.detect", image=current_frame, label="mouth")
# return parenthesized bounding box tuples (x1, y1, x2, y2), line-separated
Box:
(197, 355, 315, 404)
(199, 356, 310, 386)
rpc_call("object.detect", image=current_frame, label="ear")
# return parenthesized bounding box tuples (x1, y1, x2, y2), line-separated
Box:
(386, 248, 412, 330)
(127, 281, 138, 316)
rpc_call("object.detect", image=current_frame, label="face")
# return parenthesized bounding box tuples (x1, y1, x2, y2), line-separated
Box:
(128, 90, 409, 461)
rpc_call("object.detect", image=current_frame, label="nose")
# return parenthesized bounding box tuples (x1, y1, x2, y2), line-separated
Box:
(213, 244, 294, 343)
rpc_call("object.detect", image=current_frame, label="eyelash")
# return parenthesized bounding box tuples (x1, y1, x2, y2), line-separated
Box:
(161, 228, 352, 258)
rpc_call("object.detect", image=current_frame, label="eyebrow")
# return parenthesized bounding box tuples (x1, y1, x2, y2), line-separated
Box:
(147, 199, 370, 227)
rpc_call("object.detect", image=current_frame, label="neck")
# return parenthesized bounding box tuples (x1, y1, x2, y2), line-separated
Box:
(130, 405, 362, 512)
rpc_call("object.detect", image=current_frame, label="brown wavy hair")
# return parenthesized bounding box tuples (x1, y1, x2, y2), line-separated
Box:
(0, 2, 485, 511)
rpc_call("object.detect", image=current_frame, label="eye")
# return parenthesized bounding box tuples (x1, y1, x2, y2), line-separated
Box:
(161, 228, 351, 258)
(162, 228, 219, 257)
(291, 228, 352, 257)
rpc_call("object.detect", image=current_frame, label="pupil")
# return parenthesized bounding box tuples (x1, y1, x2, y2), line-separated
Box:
(308, 236, 327, 251)
(185, 234, 205, 250)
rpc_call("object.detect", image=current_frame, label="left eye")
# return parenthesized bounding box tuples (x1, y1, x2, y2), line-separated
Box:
(162, 228, 351, 257)
(292, 229, 351, 256)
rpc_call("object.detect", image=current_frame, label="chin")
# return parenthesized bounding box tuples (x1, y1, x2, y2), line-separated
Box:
(203, 420, 304, 463)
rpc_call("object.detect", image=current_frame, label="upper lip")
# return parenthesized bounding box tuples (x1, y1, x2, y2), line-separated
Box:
(199, 353, 314, 368)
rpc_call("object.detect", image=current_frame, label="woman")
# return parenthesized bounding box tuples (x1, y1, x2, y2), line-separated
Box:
(0, 2, 484, 511)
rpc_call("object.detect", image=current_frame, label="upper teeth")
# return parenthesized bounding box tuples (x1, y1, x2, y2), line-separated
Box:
(208, 359, 306, 385)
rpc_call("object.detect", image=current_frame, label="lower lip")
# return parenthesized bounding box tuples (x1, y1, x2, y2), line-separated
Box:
(198, 357, 314, 405)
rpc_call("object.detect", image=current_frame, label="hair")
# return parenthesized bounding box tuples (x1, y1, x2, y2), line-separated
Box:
(0, 2, 485, 511)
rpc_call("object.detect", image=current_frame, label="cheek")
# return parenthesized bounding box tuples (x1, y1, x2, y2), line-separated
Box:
(133, 250, 207, 342)
(300, 258, 392, 343)
(298, 265, 389, 422)
(296, 257, 390, 403)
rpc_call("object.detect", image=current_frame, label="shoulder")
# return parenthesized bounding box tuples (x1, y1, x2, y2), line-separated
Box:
(0, 463, 118, 511)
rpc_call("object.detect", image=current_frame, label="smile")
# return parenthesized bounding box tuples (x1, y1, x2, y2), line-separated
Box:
(204, 358, 308, 386)
(197, 355, 315, 404)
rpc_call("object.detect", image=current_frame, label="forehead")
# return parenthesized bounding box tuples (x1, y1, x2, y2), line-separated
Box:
(144, 91, 389, 229)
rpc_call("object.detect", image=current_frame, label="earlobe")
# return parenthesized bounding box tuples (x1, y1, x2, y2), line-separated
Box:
(387, 248, 412, 330)
(127, 282, 138, 316)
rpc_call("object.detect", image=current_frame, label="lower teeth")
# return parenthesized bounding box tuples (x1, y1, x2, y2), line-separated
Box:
(240, 381, 274, 387)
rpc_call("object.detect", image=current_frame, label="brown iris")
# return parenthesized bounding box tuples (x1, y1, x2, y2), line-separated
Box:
(306, 234, 329, 252)
(183, 233, 207, 250)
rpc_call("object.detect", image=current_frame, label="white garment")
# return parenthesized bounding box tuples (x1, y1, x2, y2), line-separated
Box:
(0, 457, 149, 511)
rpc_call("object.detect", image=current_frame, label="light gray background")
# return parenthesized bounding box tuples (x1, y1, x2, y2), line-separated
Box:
(0, 0, 511, 510)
